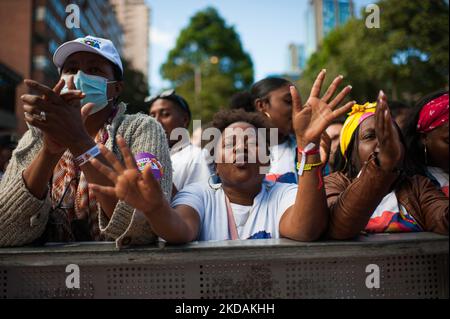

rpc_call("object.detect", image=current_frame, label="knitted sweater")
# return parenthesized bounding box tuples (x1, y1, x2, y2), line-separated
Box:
(0, 103, 172, 248)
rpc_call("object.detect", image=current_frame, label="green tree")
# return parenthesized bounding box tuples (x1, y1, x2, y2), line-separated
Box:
(161, 7, 254, 122)
(121, 59, 149, 114)
(299, 0, 449, 104)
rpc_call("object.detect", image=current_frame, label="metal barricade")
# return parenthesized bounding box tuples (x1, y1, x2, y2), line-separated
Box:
(0, 233, 448, 299)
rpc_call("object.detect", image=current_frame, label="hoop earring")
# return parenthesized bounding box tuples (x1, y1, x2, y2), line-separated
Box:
(208, 174, 222, 191)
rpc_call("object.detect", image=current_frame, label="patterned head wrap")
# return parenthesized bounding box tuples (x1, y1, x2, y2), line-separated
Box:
(340, 102, 377, 156)
(417, 94, 449, 134)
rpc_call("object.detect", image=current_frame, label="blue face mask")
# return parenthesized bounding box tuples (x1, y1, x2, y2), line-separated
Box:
(61, 71, 116, 115)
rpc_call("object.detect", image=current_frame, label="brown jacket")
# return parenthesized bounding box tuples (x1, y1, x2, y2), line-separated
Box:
(325, 158, 449, 240)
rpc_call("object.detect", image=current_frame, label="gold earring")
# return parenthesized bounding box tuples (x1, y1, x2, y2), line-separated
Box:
(264, 112, 272, 119)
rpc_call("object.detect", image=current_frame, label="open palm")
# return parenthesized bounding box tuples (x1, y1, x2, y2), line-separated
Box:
(88, 136, 165, 213)
(291, 70, 355, 148)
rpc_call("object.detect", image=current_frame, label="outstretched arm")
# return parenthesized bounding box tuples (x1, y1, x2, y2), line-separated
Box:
(89, 136, 199, 244)
(280, 70, 355, 241)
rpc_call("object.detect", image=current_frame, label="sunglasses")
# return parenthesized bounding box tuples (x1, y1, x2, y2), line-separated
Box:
(146, 89, 191, 117)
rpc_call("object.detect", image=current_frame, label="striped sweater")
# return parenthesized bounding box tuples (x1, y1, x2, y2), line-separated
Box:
(0, 103, 172, 248)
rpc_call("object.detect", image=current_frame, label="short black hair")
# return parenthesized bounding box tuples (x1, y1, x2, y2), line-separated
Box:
(212, 109, 272, 134)
(208, 109, 273, 160)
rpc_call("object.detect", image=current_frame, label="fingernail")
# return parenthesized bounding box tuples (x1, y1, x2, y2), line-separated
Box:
(339, 75, 344, 79)
(322, 69, 327, 73)
(348, 85, 353, 90)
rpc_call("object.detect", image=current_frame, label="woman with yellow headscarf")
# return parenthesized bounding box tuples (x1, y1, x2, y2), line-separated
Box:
(339, 102, 377, 158)
(324, 91, 448, 239)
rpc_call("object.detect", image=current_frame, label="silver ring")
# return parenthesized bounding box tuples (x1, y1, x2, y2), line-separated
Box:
(28, 111, 46, 122)
(39, 111, 47, 122)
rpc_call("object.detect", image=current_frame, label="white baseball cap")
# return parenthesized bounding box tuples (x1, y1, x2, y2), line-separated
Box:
(53, 35, 123, 76)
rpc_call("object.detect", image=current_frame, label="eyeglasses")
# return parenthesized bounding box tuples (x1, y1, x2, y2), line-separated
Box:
(145, 89, 191, 117)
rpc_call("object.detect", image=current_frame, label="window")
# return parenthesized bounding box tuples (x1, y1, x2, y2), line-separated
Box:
(45, 9, 66, 41)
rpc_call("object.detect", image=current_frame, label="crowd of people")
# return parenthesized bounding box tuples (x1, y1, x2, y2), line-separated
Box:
(0, 35, 448, 248)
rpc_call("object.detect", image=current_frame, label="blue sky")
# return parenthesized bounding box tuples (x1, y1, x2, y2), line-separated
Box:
(145, 0, 375, 93)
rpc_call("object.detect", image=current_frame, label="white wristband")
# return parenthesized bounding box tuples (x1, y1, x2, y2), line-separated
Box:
(74, 145, 101, 167)
(297, 142, 317, 176)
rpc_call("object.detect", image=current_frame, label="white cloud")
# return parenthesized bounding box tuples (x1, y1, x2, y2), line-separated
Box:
(150, 27, 176, 49)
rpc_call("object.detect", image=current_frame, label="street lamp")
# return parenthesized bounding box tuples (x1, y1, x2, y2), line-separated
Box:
(193, 56, 220, 110)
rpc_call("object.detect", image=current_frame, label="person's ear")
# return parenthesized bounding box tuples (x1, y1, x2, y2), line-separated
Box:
(254, 98, 269, 113)
(182, 113, 190, 129)
(111, 81, 124, 98)
(420, 133, 428, 147)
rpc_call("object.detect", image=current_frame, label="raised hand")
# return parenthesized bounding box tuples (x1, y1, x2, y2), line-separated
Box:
(291, 70, 355, 149)
(88, 136, 166, 214)
(320, 132, 332, 165)
(21, 78, 94, 153)
(28, 79, 83, 154)
(375, 91, 404, 171)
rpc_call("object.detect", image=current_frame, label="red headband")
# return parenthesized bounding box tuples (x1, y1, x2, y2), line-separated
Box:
(417, 94, 449, 133)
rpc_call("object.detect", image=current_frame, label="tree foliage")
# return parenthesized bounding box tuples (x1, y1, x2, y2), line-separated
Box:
(161, 7, 254, 122)
(299, 0, 449, 104)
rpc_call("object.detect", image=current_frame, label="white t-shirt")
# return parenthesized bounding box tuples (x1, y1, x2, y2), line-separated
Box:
(171, 143, 211, 191)
(230, 203, 252, 238)
(266, 136, 298, 184)
(427, 166, 449, 188)
(171, 181, 298, 241)
(427, 166, 449, 196)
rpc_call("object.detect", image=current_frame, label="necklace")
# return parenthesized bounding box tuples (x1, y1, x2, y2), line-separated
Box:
(223, 182, 273, 240)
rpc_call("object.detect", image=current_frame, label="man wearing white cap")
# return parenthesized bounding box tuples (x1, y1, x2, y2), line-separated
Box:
(0, 36, 172, 248)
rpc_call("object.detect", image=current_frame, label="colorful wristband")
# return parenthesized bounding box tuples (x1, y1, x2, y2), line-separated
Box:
(296, 161, 323, 172)
(297, 142, 319, 176)
(298, 146, 320, 156)
(74, 145, 101, 167)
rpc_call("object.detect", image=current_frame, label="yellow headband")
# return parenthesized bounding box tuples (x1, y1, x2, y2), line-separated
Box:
(340, 102, 377, 156)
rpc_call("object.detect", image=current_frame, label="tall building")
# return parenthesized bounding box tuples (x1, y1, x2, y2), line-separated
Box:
(110, 0, 151, 82)
(287, 43, 307, 75)
(0, 0, 124, 135)
(306, 0, 354, 57)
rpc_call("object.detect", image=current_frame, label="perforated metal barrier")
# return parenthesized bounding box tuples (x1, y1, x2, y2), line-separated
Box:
(0, 233, 448, 299)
